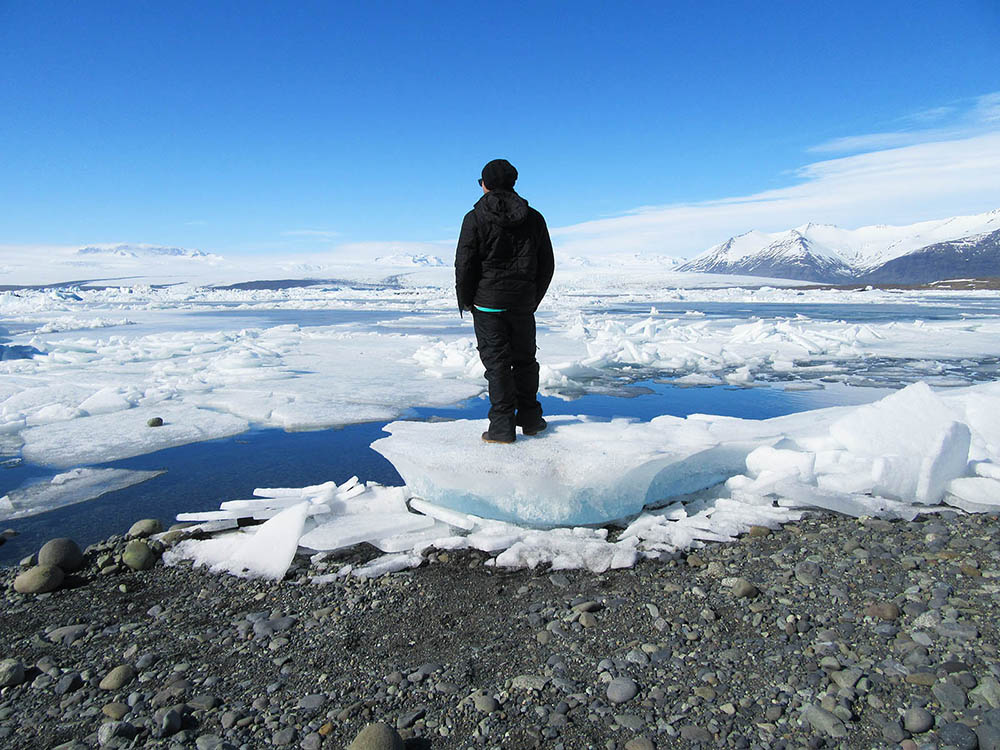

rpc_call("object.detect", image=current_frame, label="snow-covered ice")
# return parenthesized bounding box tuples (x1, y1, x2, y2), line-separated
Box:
(4, 264, 1000, 576)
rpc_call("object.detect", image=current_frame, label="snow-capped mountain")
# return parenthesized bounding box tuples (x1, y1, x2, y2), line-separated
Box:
(372, 253, 446, 267)
(76, 244, 216, 259)
(679, 209, 1000, 283)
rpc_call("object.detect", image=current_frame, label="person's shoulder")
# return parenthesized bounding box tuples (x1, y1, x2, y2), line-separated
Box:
(527, 206, 548, 225)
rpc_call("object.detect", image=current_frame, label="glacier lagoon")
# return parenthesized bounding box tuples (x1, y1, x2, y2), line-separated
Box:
(3, 281, 1000, 574)
(0, 380, 893, 565)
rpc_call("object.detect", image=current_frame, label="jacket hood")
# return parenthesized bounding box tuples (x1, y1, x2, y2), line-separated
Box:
(474, 190, 529, 228)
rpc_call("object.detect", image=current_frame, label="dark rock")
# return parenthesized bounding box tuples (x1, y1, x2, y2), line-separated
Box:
(938, 722, 979, 750)
(0, 659, 25, 687)
(55, 671, 84, 695)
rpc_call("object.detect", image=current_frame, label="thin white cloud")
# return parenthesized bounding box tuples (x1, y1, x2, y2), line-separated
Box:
(810, 91, 1000, 154)
(902, 105, 957, 125)
(551, 131, 1000, 259)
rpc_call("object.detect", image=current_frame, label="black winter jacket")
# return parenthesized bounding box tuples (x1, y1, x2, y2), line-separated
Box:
(455, 189, 555, 312)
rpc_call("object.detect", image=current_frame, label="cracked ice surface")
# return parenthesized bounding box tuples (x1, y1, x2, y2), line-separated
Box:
(166, 381, 1000, 579)
(5, 283, 1000, 473)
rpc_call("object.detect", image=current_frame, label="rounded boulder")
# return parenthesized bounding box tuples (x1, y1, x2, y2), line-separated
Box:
(0, 658, 25, 687)
(13, 564, 64, 594)
(99, 664, 137, 691)
(347, 722, 404, 750)
(127, 519, 163, 539)
(122, 540, 155, 571)
(38, 537, 84, 572)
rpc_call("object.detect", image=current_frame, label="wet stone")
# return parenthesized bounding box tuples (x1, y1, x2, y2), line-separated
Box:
(938, 722, 979, 750)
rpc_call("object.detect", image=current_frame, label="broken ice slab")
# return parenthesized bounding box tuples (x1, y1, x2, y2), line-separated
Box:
(177, 510, 245, 522)
(167, 502, 311, 580)
(352, 552, 424, 578)
(773, 479, 922, 521)
(252, 481, 339, 498)
(371, 521, 457, 553)
(915, 421, 971, 503)
(945, 477, 1000, 508)
(972, 461, 1000, 480)
(298, 512, 435, 551)
(409, 497, 479, 530)
(372, 414, 771, 526)
(830, 383, 972, 502)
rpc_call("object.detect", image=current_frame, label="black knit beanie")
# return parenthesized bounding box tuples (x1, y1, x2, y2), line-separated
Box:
(481, 159, 518, 190)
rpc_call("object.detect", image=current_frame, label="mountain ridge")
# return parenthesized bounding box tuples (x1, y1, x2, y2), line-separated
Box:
(678, 209, 1000, 283)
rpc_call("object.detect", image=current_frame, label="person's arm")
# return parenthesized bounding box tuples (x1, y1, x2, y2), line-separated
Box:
(455, 211, 480, 313)
(534, 213, 555, 310)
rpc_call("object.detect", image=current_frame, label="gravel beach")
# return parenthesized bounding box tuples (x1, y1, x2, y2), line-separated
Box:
(2, 510, 999, 750)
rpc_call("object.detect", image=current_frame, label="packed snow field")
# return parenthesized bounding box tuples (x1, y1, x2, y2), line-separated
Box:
(2, 274, 1000, 578)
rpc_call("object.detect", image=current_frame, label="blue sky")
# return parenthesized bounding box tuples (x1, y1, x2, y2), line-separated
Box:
(1, 0, 999, 259)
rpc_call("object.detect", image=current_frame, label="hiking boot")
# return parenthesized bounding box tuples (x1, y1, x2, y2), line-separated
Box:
(481, 430, 515, 444)
(519, 417, 547, 436)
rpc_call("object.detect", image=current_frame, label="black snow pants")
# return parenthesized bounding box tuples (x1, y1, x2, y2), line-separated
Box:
(472, 308, 543, 438)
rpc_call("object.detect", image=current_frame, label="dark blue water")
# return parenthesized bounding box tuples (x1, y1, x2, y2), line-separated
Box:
(0, 380, 892, 565)
(590, 297, 1000, 323)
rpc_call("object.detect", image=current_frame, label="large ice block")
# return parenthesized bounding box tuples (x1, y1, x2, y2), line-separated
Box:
(371, 415, 761, 526)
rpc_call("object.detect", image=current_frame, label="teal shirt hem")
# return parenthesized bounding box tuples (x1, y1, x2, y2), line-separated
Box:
(474, 305, 506, 312)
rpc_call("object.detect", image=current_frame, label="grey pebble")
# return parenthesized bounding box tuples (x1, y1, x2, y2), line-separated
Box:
(607, 677, 639, 704)
(54, 671, 83, 695)
(615, 713, 645, 731)
(473, 693, 499, 713)
(127, 518, 163, 538)
(396, 707, 425, 729)
(794, 560, 822, 585)
(298, 693, 325, 709)
(802, 704, 847, 738)
(731, 578, 759, 598)
(933, 681, 969, 710)
(905, 706, 935, 733)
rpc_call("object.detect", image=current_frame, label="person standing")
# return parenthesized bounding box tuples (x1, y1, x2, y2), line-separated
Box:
(455, 159, 555, 443)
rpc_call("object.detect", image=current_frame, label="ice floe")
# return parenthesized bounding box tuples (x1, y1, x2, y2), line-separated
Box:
(5, 281, 1000, 472)
(0, 468, 163, 521)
